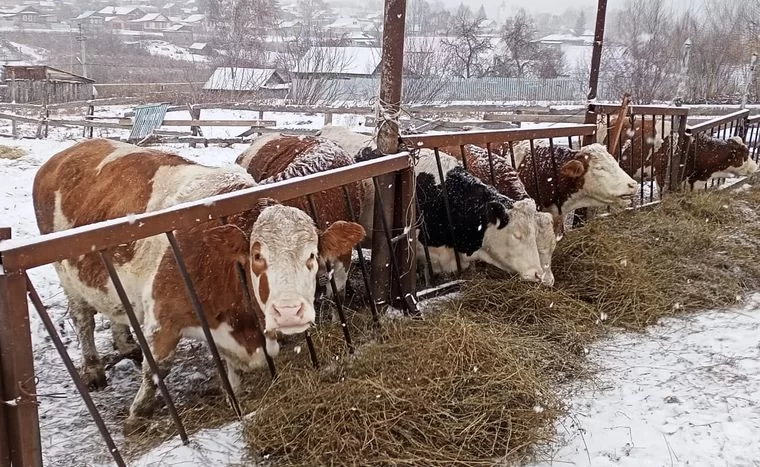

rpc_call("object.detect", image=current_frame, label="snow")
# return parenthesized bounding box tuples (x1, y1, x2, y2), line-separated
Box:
(130, 422, 248, 467)
(203, 67, 277, 92)
(140, 40, 208, 63)
(296, 46, 381, 76)
(531, 293, 760, 467)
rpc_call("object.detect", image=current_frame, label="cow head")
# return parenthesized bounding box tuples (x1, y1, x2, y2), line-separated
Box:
(430, 168, 544, 282)
(710, 136, 758, 179)
(563, 143, 637, 211)
(206, 203, 365, 335)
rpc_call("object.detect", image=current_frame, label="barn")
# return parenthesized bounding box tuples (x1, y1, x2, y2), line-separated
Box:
(2, 65, 95, 104)
(202, 67, 289, 99)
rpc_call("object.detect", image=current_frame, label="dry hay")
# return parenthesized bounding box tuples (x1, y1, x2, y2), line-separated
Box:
(124, 184, 760, 465)
(0, 145, 26, 160)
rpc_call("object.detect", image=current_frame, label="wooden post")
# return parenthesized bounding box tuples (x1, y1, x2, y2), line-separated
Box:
(576, 0, 608, 226)
(391, 166, 417, 311)
(673, 39, 692, 107)
(741, 53, 758, 110)
(608, 93, 631, 155)
(11, 117, 17, 138)
(324, 111, 333, 125)
(0, 229, 43, 467)
(371, 0, 408, 311)
(0, 227, 9, 467)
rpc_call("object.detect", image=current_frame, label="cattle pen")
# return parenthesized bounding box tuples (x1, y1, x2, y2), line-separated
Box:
(5, 0, 760, 463)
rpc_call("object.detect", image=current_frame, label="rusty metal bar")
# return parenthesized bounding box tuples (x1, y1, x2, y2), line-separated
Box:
(404, 125, 596, 149)
(687, 110, 750, 134)
(431, 148, 463, 276)
(393, 167, 418, 315)
(340, 185, 380, 328)
(593, 104, 690, 116)
(371, 176, 414, 315)
(370, 172, 396, 314)
(305, 195, 353, 354)
(25, 275, 126, 467)
(98, 250, 188, 443)
(304, 331, 319, 368)
(0, 263, 42, 466)
(0, 153, 412, 273)
(459, 145, 469, 172)
(0, 228, 12, 467)
(415, 194, 435, 287)
(234, 263, 276, 378)
(485, 142, 496, 186)
(165, 231, 242, 417)
(583, 0, 608, 147)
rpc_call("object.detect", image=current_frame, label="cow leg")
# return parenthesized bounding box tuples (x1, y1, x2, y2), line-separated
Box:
(68, 297, 107, 391)
(111, 323, 142, 363)
(125, 327, 179, 432)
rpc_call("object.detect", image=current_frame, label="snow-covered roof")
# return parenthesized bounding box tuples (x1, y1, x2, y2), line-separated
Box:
(164, 23, 189, 31)
(97, 6, 142, 16)
(132, 13, 168, 22)
(203, 67, 278, 91)
(74, 10, 98, 20)
(182, 14, 204, 23)
(189, 42, 208, 50)
(536, 33, 593, 44)
(296, 46, 381, 75)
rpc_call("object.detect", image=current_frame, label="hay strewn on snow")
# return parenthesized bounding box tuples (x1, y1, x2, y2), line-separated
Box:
(126, 183, 760, 466)
(0, 145, 27, 160)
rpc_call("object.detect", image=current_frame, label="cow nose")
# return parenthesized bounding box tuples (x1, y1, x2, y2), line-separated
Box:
(627, 182, 637, 190)
(534, 271, 542, 282)
(273, 303, 305, 319)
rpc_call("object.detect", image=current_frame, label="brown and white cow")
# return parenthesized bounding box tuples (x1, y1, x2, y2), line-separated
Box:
(33, 139, 364, 426)
(516, 143, 638, 221)
(598, 116, 661, 181)
(653, 133, 758, 190)
(236, 134, 365, 297)
(434, 144, 557, 286)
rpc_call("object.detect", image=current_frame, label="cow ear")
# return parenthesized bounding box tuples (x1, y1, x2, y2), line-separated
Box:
(561, 160, 585, 179)
(204, 224, 249, 264)
(319, 221, 365, 260)
(486, 201, 509, 229)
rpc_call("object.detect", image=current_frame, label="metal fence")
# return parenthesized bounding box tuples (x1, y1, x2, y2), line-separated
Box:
(0, 152, 415, 467)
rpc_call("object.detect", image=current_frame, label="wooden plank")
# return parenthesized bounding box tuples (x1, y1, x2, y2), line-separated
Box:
(159, 119, 277, 127)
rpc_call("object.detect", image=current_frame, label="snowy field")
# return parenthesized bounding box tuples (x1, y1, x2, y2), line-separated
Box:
(1, 111, 759, 465)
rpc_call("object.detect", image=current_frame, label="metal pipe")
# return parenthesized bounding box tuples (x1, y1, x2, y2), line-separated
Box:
(25, 275, 126, 467)
(98, 250, 188, 444)
(165, 231, 242, 417)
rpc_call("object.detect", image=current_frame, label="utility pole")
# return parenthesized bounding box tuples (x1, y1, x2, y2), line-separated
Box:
(77, 24, 87, 78)
(673, 38, 692, 107)
(741, 52, 757, 110)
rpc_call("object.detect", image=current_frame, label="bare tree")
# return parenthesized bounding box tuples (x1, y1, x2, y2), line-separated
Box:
(441, 4, 492, 78)
(403, 37, 451, 103)
(603, 0, 675, 103)
(497, 9, 565, 78)
(206, 0, 279, 70)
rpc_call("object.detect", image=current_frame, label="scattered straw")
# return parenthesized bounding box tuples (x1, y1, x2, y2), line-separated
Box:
(0, 145, 26, 160)
(124, 183, 760, 466)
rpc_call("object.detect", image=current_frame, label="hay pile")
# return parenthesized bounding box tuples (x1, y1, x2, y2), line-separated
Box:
(0, 145, 26, 160)
(126, 185, 760, 465)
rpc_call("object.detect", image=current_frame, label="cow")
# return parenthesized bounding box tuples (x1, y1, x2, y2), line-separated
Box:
(516, 143, 638, 223)
(236, 134, 365, 298)
(597, 116, 662, 182)
(654, 133, 758, 190)
(433, 144, 557, 286)
(356, 148, 545, 282)
(32, 139, 365, 427)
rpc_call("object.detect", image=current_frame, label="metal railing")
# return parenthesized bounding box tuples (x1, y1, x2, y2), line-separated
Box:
(0, 152, 415, 467)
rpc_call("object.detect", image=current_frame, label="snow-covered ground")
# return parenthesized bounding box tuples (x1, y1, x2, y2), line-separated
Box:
(532, 294, 760, 467)
(137, 40, 210, 64)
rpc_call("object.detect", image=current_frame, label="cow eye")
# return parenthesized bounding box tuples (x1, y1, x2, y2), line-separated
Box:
(253, 253, 263, 262)
(310, 253, 316, 261)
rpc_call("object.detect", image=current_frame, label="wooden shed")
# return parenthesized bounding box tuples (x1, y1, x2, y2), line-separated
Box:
(2, 65, 95, 104)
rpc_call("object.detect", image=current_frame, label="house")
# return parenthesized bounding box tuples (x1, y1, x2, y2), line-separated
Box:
(97, 6, 145, 20)
(163, 23, 193, 45)
(188, 42, 212, 56)
(295, 46, 382, 79)
(202, 67, 289, 99)
(181, 13, 205, 33)
(130, 12, 170, 31)
(73, 10, 105, 30)
(2, 65, 95, 104)
(161, 2, 182, 16)
(0, 6, 45, 27)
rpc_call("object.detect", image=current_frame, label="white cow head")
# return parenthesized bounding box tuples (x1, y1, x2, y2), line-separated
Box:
(710, 136, 758, 179)
(206, 203, 365, 335)
(564, 143, 638, 211)
(534, 211, 557, 286)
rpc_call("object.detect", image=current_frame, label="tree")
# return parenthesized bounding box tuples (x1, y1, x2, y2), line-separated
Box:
(498, 9, 538, 78)
(476, 4, 487, 21)
(206, 0, 279, 70)
(574, 11, 586, 36)
(441, 4, 493, 78)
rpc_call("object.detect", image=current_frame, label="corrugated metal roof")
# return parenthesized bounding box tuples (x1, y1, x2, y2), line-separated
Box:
(128, 103, 168, 142)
